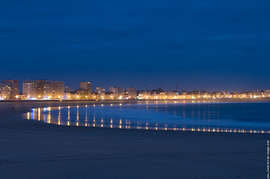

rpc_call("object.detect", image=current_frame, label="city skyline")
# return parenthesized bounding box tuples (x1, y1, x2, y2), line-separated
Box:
(1, 78, 270, 94)
(1, 1, 270, 91)
(1, 78, 270, 93)
(1, 78, 270, 100)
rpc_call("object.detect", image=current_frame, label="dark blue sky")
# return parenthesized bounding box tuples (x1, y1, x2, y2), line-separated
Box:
(1, 0, 270, 92)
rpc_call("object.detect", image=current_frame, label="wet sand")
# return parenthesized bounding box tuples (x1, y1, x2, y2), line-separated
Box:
(0, 100, 269, 179)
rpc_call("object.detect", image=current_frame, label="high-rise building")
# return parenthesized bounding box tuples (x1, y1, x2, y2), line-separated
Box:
(80, 82, 92, 91)
(53, 81, 65, 99)
(23, 80, 64, 99)
(80, 81, 92, 98)
(0, 79, 19, 99)
(23, 81, 37, 99)
(36, 80, 52, 99)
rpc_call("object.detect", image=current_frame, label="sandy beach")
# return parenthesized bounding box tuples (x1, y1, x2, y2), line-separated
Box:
(0, 99, 269, 179)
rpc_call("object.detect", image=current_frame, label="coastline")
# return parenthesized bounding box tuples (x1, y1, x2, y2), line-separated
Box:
(2, 97, 270, 103)
(0, 100, 269, 179)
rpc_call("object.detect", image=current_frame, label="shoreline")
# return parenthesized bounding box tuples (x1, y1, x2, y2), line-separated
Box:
(24, 102, 270, 134)
(4, 99, 270, 133)
(2, 97, 270, 112)
(0, 100, 269, 178)
(2, 97, 270, 103)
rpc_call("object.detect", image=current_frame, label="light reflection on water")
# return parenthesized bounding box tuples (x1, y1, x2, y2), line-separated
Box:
(23, 102, 270, 134)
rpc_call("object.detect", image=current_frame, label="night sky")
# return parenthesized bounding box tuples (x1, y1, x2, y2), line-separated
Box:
(1, 1, 270, 92)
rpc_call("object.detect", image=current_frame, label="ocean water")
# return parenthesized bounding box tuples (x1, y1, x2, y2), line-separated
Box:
(23, 102, 270, 133)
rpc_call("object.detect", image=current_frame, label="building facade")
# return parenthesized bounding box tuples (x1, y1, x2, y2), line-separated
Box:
(109, 86, 124, 99)
(95, 86, 105, 94)
(80, 81, 92, 98)
(23, 80, 64, 99)
(0, 79, 19, 99)
(127, 87, 136, 99)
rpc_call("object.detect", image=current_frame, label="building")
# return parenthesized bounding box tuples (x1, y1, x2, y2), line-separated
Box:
(80, 81, 92, 97)
(137, 90, 151, 99)
(253, 89, 262, 98)
(109, 86, 116, 94)
(23, 80, 64, 99)
(116, 86, 124, 99)
(127, 87, 136, 99)
(23, 81, 37, 99)
(75, 89, 87, 100)
(165, 91, 173, 99)
(105, 92, 115, 100)
(80, 82, 92, 91)
(264, 89, 270, 97)
(95, 86, 105, 94)
(0, 79, 19, 99)
(109, 86, 124, 99)
(52, 81, 65, 99)
(65, 86, 71, 93)
(95, 86, 105, 99)
(80, 81, 92, 98)
(37, 80, 52, 99)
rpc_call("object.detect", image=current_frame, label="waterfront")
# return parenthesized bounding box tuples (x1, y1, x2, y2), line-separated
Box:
(24, 101, 270, 133)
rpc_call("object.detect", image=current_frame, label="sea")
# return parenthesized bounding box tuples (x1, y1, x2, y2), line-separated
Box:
(23, 101, 270, 133)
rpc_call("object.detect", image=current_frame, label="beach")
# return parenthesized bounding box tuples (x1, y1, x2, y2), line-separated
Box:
(0, 100, 269, 179)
